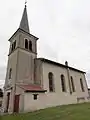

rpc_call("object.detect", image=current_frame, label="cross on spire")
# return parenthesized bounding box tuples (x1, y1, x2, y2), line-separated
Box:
(25, 0, 27, 7)
(19, 0, 30, 33)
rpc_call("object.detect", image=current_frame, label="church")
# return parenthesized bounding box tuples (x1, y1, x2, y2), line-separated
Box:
(2, 4, 89, 113)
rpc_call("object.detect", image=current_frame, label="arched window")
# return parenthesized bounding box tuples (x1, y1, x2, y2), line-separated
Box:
(13, 40, 16, 49)
(29, 41, 32, 51)
(48, 72, 55, 92)
(71, 76, 75, 92)
(80, 78, 84, 92)
(12, 44, 14, 51)
(9, 68, 12, 79)
(61, 74, 66, 92)
(25, 39, 28, 49)
(11, 41, 16, 52)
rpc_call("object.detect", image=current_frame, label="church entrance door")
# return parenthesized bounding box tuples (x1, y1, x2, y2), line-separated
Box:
(14, 95, 20, 113)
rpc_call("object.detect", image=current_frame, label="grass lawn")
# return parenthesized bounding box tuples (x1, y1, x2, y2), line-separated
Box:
(1, 102, 90, 120)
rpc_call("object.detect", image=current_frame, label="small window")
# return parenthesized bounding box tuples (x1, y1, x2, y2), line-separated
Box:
(25, 39, 28, 49)
(33, 94, 38, 100)
(80, 78, 84, 92)
(71, 76, 75, 92)
(61, 74, 66, 92)
(9, 68, 12, 79)
(29, 41, 32, 51)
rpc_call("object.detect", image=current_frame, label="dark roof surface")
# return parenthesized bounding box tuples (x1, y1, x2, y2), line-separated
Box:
(37, 58, 85, 74)
(19, 5, 30, 33)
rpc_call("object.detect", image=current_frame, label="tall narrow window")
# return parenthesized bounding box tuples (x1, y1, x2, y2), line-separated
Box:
(9, 68, 12, 79)
(12, 44, 14, 51)
(71, 76, 75, 92)
(11, 41, 16, 52)
(80, 78, 84, 92)
(13, 41, 16, 49)
(11, 45, 13, 52)
(29, 41, 32, 51)
(48, 72, 55, 92)
(25, 39, 28, 49)
(61, 74, 66, 92)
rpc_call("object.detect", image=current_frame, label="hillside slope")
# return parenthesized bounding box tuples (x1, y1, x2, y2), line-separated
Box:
(1, 103, 90, 120)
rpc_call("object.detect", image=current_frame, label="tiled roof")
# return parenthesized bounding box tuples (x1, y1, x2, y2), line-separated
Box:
(19, 5, 30, 33)
(18, 84, 47, 92)
(37, 58, 85, 74)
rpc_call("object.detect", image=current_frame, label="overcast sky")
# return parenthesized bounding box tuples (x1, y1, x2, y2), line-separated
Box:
(0, 0, 90, 88)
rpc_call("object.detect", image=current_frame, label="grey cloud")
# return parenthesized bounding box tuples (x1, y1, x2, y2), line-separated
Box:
(1, 0, 90, 87)
(0, 66, 6, 80)
(86, 71, 90, 88)
(0, 80, 5, 88)
(0, 66, 6, 88)
(38, 41, 59, 62)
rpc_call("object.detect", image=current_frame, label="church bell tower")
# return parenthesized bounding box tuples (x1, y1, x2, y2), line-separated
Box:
(5, 4, 38, 88)
(3, 3, 38, 112)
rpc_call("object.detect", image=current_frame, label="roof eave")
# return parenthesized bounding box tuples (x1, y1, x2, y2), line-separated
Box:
(38, 58, 86, 74)
(25, 90, 47, 93)
(8, 28, 39, 42)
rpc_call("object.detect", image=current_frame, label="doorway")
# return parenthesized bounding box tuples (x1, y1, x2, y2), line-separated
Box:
(14, 95, 20, 113)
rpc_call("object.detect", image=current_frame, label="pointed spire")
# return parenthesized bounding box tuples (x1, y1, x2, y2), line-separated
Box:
(25, 0, 27, 8)
(19, 2, 30, 33)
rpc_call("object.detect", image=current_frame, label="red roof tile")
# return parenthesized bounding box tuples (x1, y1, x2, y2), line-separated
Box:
(18, 84, 47, 92)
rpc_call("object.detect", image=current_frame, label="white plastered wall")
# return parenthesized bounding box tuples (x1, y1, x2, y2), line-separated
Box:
(42, 62, 89, 106)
